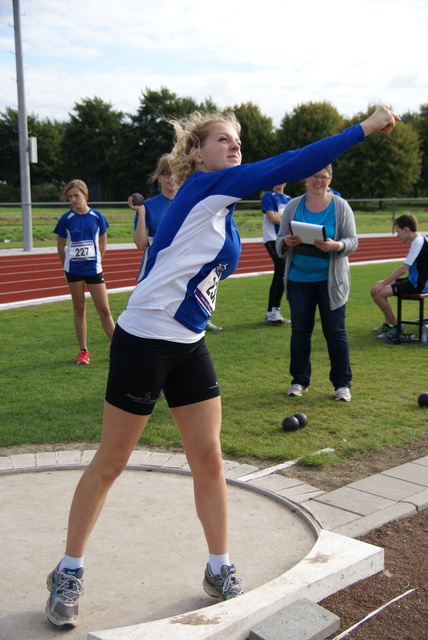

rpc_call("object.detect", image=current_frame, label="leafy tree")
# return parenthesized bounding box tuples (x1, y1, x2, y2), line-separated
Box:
(61, 97, 125, 199)
(2, 92, 425, 205)
(275, 102, 344, 196)
(0, 107, 64, 200)
(334, 105, 421, 201)
(402, 104, 428, 196)
(0, 107, 20, 190)
(28, 118, 65, 192)
(276, 101, 344, 148)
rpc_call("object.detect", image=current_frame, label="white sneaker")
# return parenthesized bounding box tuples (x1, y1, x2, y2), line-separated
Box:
(335, 387, 352, 402)
(265, 308, 291, 324)
(287, 384, 308, 397)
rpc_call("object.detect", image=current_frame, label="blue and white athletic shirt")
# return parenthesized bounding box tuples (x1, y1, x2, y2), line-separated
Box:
(262, 190, 292, 243)
(133, 193, 172, 281)
(118, 123, 365, 343)
(53, 209, 109, 276)
(404, 234, 428, 292)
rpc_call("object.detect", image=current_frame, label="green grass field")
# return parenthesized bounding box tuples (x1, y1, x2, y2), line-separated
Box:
(1, 202, 428, 248)
(1, 263, 427, 468)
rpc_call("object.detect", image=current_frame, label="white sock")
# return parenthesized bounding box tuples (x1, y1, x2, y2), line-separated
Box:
(58, 554, 84, 572)
(208, 553, 230, 575)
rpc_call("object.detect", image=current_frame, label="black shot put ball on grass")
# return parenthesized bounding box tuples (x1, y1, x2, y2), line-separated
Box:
(418, 393, 428, 408)
(293, 412, 308, 427)
(282, 415, 301, 432)
(131, 193, 144, 205)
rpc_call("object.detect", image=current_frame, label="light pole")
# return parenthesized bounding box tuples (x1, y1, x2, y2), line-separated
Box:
(12, 0, 33, 251)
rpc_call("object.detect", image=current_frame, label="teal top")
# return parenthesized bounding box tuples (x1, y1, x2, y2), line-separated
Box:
(288, 195, 336, 282)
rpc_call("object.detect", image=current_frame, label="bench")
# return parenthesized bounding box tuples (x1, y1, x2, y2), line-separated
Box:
(396, 293, 428, 340)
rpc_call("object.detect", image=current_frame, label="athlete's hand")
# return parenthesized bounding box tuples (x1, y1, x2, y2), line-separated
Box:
(361, 107, 400, 137)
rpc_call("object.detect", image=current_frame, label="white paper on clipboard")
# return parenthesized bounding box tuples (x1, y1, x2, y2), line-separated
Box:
(289, 221, 326, 244)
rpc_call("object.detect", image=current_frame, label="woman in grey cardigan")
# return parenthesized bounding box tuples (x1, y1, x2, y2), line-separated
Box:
(276, 165, 357, 402)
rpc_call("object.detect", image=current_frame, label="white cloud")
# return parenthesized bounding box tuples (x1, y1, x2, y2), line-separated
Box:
(1, 0, 427, 126)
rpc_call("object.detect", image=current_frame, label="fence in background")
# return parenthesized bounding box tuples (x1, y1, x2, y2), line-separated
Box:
(1, 197, 428, 210)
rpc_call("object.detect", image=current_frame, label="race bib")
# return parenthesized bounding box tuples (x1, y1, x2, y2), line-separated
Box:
(69, 240, 96, 260)
(195, 264, 227, 315)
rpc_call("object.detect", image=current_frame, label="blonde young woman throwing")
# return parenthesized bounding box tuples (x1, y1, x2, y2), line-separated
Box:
(46, 107, 398, 628)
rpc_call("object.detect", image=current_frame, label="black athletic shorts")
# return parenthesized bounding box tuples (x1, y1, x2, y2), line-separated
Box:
(105, 324, 220, 415)
(65, 271, 105, 284)
(391, 277, 420, 296)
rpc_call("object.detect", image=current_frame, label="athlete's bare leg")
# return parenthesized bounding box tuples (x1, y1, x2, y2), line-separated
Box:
(170, 396, 228, 554)
(68, 280, 88, 350)
(87, 282, 115, 341)
(65, 402, 149, 557)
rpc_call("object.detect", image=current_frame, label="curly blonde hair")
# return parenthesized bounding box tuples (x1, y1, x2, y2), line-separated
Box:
(168, 111, 241, 188)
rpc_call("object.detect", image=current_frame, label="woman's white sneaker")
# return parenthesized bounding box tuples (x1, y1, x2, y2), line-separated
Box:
(46, 564, 84, 628)
(335, 387, 352, 402)
(265, 308, 291, 324)
(287, 384, 308, 397)
(203, 563, 243, 601)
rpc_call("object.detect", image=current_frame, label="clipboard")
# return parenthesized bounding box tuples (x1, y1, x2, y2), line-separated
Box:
(289, 221, 326, 243)
(289, 221, 328, 259)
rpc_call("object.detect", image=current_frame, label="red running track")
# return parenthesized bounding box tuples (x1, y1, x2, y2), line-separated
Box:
(0, 236, 407, 306)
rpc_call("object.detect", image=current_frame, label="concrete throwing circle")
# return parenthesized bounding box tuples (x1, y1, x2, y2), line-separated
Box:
(0, 466, 317, 640)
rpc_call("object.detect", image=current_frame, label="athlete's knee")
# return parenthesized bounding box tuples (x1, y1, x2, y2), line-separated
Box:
(379, 290, 392, 301)
(195, 446, 224, 482)
(372, 287, 390, 302)
(91, 450, 129, 485)
(73, 303, 86, 317)
(98, 307, 112, 320)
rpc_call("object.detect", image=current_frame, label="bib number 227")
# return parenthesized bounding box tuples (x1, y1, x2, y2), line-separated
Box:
(70, 241, 95, 260)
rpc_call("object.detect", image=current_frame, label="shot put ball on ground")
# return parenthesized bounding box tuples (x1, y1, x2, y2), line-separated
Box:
(418, 392, 428, 408)
(282, 415, 301, 432)
(293, 412, 308, 427)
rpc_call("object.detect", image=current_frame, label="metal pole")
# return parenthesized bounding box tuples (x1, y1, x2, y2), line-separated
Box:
(12, 0, 33, 251)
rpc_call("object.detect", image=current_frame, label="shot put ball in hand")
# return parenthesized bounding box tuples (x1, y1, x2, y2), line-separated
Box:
(131, 193, 144, 206)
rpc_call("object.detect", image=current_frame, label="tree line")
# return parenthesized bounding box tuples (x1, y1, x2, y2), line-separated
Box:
(0, 87, 426, 202)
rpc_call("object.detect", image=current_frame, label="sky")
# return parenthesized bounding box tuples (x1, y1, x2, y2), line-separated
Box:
(0, 0, 427, 128)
